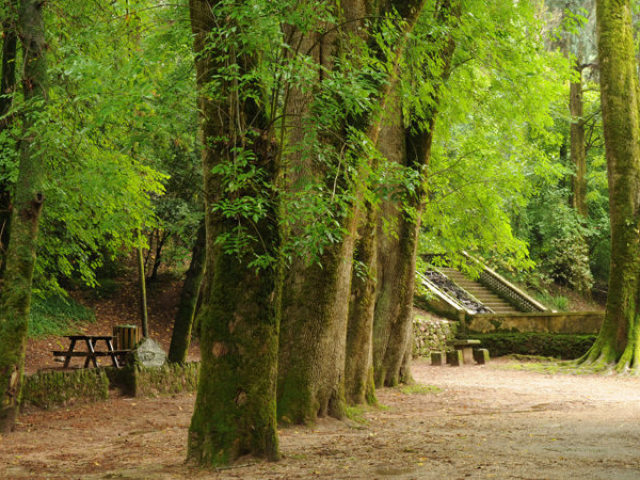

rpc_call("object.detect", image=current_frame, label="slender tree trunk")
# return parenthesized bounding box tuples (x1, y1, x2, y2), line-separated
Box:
(0, 9, 18, 274)
(372, 93, 406, 386)
(345, 202, 377, 405)
(168, 221, 205, 363)
(187, 0, 280, 465)
(344, 0, 433, 396)
(0, 0, 47, 433)
(579, 0, 640, 371)
(375, 126, 432, 387)
(570, 65, 587, 217)
(137, 232, 149, 338)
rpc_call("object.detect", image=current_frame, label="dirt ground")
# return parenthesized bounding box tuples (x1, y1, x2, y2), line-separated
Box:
(2, 358, 640, 480)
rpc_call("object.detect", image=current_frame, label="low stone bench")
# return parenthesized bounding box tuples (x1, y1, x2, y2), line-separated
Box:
(431, 340, 490, 366)
(450, 339, 481, 365)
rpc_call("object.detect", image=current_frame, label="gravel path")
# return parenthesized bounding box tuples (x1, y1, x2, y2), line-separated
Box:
(2, 358, 640, 479)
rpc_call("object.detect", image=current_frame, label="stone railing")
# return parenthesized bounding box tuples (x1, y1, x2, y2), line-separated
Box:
(416, 272, 469, 317)
(463, 252, 548, 313)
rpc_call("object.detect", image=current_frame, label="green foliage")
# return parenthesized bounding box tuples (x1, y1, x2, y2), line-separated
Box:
(420, 1, 569, 274)
(0, 1, 200, 293)
(28, 294, 95, 338)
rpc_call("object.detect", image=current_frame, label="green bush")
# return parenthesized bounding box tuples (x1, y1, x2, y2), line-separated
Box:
(547, 236, 593, 293)
(470, 332, 595, 359)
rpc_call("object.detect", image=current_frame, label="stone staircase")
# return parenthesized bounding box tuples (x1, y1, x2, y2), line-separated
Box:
(439, 267, 521, 314)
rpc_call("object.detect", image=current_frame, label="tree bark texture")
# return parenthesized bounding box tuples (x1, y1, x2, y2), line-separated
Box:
(168, 221, 205, 363)
(277, 0, 366, 424)
(345, 201, 377, 405)
(187, 0, 280, 465)
(0, 5, 18, 273)
(0, 0, 47, 433)
(372, 0, 459, 387)
(570, 65, 587, 217)
(345, 0, 428, 399)
(580, 0, 640, 371)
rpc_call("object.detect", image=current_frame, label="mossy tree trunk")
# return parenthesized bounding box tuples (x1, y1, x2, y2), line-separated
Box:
(187, 0, 280, 465)
(372, 0, 460, 387)
(579, 0, 640, 371)
(168, 221, 205, 363)
(343, 0, 430, 403)
(0, 0, 47, 433)
(374, 127, 431, 387)
(570, 64, 588, 217)
(277, 0, 366, 424)
(0, 4, 18, 274)
(345, 201, 377, 405)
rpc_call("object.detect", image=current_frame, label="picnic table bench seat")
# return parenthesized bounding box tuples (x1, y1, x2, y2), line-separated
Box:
(52, 334, 132, 369)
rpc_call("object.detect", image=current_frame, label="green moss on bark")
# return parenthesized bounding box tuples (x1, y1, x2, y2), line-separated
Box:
(345, 200, 378, 405)
(580, 0, 640, 372)
(186, 0, 280, 465)
(0, 0, 47, 432)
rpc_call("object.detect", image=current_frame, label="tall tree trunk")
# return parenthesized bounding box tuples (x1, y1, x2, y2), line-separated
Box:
(0, 0, 47, 433)
(277, 0, 365, 424)
(0, 9, 18, 273)
(375, 126, 432, 387)
(345, 0, 435, 396)
(372, 0, 460, 386)
(345, 201, 377, 405)
(168, 221, 205, 363)
(579, 0, 640, 371)
(372, 92, 406, 386)
(187, 0, 280, 465)
(570, 65, 588, 217)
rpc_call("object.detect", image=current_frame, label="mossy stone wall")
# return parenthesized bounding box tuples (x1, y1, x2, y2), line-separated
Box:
(133, 362, 199, 397)
(470, 333, 596, 359)
(466, 311, 604, 334)
(22, 362, 200, 409)
(21, 369, 109, 409)
(413, 311, 457, 357)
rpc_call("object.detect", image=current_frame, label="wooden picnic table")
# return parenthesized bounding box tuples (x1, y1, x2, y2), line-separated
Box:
(53, 335, 130, 369)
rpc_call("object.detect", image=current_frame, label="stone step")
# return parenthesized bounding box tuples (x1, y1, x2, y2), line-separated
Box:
(438, 267, 519, 313)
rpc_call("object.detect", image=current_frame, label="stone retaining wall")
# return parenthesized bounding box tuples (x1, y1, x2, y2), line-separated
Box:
(22, 369, 109, 409)
(413, 310, 457, 357)
(21, 362, 199, 410)
(466, 311, 604, 334)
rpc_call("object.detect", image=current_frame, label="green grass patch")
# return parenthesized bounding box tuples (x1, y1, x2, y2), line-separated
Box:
(399, 383, 442, 395)
(497, 357, 612, 375)
(345, 405, 368, 424)
(29, 295, 96, 338)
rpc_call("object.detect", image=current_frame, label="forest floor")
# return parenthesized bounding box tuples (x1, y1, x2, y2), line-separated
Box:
(2, 357, 640, 479)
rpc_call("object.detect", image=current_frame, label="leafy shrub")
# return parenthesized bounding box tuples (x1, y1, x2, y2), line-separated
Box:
(547, 235, 593, 293)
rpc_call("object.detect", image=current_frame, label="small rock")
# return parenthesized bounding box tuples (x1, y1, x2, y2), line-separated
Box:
(134, 338, 167, 368)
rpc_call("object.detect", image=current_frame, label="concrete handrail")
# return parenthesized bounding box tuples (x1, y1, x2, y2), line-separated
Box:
(417, 272, 475, 315)
(462, 251, 548, 313)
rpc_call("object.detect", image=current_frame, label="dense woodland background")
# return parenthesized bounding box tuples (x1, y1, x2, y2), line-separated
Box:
(0, 0, 639, 468)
